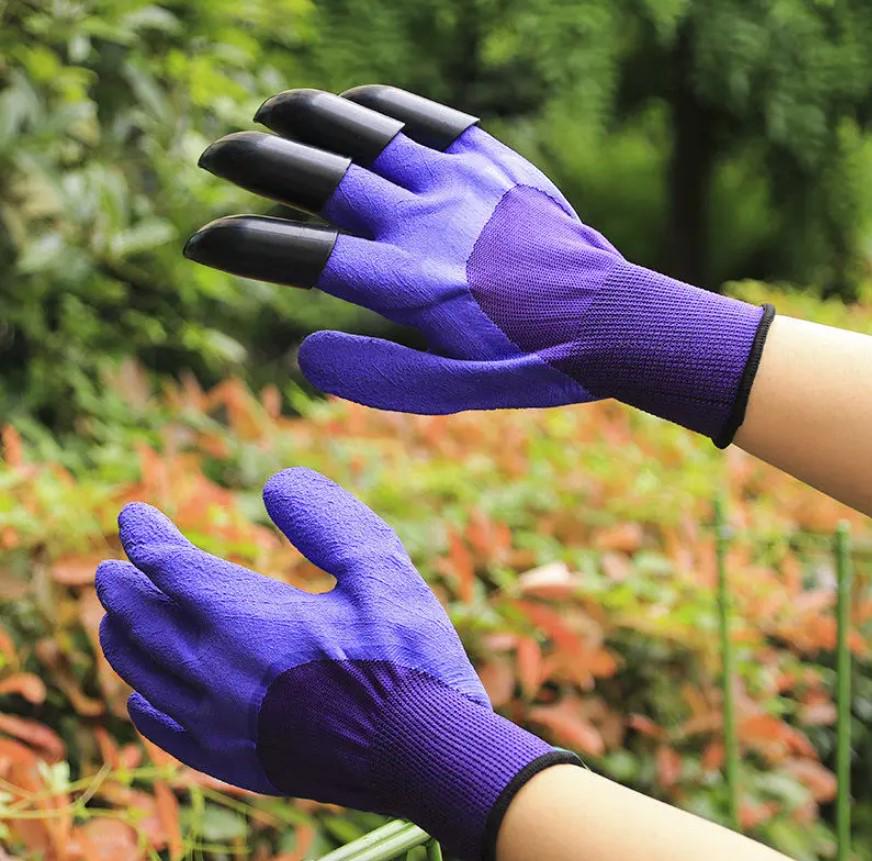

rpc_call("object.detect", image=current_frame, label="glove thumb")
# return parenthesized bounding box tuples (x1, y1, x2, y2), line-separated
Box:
(299, 330, 585, 412)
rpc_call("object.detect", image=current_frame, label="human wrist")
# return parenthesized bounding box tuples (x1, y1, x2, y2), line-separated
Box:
(371, 671, 581, 860)
(571, 260, 775, 445)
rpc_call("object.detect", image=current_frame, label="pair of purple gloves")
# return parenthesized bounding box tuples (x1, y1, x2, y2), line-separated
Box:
(98, 86, 774, 859)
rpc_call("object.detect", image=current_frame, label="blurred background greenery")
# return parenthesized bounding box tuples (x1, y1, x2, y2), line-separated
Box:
(3, 0, 872, 438)
(2, 1, 872, 859)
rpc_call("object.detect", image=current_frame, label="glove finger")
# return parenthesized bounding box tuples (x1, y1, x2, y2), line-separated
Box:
(255, 88, 404, 166)
(256, 85, 477, 159)
(255, 87, 465, 191)
(101, 617, 201, 722)
(340, 85, 480, 190)
(262, 467, 411, 593)
(94, 559, 172, 629)
(118, 502, 258, 604)
(184, 219, 417, 318)
(199, 131, 349, 216)
(127, 692, 206, 769)
(299, 330, 591, 412)
(183, 214, 337, 290)
(95, 561, 200, 675)
(341, 85, 478, 151)
(320, 162, 415, 238)
(197, 132, 413, 238)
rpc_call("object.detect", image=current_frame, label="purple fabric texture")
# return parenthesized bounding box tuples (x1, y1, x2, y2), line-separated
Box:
(298, 124, 768, 441)
(95, 467, 561, 859)
(259, 660, 552, 860)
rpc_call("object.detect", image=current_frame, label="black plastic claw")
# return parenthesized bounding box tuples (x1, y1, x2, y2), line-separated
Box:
(341, 85, 478, 150)
(198, 132, 351, 215)
(254, 88, 403, 165)
(183, 215, 337, 289)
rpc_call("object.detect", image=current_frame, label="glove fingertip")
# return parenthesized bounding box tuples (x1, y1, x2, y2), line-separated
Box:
(118, 501, 159, 531)
(298, 330, 351, 394)
(94, 559, 127, 606)
(118, 502, 191, 559)
(262, 467, 333, 512)
(130, 690, 188, 733)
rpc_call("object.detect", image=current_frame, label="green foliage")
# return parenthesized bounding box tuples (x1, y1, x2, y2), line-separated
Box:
(0, 0, 377, 430)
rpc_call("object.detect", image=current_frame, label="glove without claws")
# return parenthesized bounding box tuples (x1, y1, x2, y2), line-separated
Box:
(96, 467, 578, 860)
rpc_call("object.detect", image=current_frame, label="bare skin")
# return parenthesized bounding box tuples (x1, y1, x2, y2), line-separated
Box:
(734, 315, 872, 516)
(497, 765, 791, 861)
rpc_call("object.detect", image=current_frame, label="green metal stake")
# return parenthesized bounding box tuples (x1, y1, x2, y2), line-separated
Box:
(714, 496, 740, 830)
(835, 522, 853, 861)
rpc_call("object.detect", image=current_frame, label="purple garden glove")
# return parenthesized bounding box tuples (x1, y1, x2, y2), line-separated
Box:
(185, 86, 774, 447)
(95, 468, 579, 860)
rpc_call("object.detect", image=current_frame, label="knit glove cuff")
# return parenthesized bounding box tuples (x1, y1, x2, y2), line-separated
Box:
(569, 261, 775, 446)
(371, 671, 582, 861)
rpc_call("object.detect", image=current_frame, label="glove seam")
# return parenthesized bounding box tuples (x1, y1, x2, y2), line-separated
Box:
(366, 663, 493, 814)
(463, 183, 622, 391)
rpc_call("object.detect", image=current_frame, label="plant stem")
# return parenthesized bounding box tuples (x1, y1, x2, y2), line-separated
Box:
(835, 521, 852, 861)
(714, 496, 740, 830)
(319, 821, 429, 861)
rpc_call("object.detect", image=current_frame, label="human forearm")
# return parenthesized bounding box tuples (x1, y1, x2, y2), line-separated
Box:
(497, 764, 791, 861)
(734, 315, 872, 515)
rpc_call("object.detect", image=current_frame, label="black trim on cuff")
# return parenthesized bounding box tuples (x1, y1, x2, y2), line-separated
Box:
(713, 303, 776, 449)
(482, 748, 584, 861)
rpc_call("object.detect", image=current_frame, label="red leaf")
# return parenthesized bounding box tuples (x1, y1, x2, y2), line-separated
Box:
(783, 758, 837, 802)
(35, 637, 104, 717)
(530, 697, 605, 756)
(2, 425, 23, 467)
(466, 510, 512, 564)
(478, 658, 514, 708)
(93, 726, 119, 768)
(76, 818, 142, 861)
(740, 799, 780, 830)
(593, 523, 643, 553)
(0, 738, 70, 856)
(154, 781, 183, 860)
(799, 701, 836, 727)
(740, 714, 815, 759)
(118, 744, 142, 770)
(51, 555, 104, 586)
(701, 740, 724, 771)
(0, 713, 65, 762)
(628, 714, 666, 740)
(516, 637, 543, 699)
(270, 823, 317, 861)
(446, 531, 475, 604)
(655, 745, 682, 789)
(513, 601, 583, 657)
(601, 551, 632, 582)
(0, 673, 46, 704)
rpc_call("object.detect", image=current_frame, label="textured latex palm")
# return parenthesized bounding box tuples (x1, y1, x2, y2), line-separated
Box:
(187, 86, 773, 445)
(95, 468, 574, 859)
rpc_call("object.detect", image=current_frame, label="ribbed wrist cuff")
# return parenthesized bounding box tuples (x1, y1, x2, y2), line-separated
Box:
(570, 262, 774, 444)
(372, 672, 582, 860)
